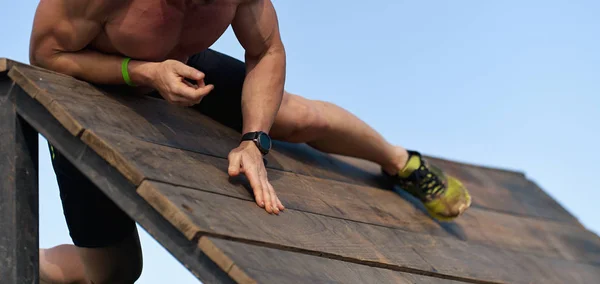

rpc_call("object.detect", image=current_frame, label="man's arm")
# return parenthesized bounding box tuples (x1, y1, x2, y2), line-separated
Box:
(30, 0, 212, 105)
(30, 0, 152, 85)
(227, 0, 286, 215)
(231, 0, 286, 134)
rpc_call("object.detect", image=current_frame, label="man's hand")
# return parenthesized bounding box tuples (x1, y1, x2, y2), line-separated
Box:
(149, 60, 214, 107)
(228, 141, 285, 214)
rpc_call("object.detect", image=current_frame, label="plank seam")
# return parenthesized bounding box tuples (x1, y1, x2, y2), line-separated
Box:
(137, 180, 510, 283)
(81, 129, 145, 185)
(136, 136, 579, 226)
(141, 177, 600, 266)
(195, 233, 505, 284)
(198, 237, 258, 284)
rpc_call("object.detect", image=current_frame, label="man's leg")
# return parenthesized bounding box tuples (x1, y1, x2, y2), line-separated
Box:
(40, 232, 141, 284)
(186, 50, 408, 174)
(270, 92, 409, 175)
(271, 92, 471, 220)
(40, 145, 142, 284)
(40, 245, 85, 284)
(189, 49, 470, 220)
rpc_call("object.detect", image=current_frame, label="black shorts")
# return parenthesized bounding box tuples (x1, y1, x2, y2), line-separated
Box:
(50, 49, 246, 248)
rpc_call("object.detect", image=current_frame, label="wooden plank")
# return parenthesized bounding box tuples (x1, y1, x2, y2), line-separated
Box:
(82, 129, 600, 263)
(543, 220, 600, 264)
(10, 61, 597, 256)
(200, 237, 464, 284)
(0, 79, 39, 283)
(12, 86, 234, 284)
(139, 180, 600, 284)
(9, 66, 84, 136)
(9, 59, 600, 283)
(7, 63, 388, 186)
(334, 152, 579, 223)
(0, 58, 7, 73)
(426, 157, 578, 222)
(21, 88, 584, 255)
(8, 63, 580, 223)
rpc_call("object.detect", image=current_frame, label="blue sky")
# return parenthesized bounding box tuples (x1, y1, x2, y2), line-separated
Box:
(1, 1, 598, 283)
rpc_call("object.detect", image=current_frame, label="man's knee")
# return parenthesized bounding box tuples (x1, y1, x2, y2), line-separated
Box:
(273, 93, 330, 143)
(79, 231, 143, 284)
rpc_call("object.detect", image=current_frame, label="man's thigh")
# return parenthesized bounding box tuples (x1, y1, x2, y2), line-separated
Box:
(187, 49, 246, 133)
(49, 144, 142, 282)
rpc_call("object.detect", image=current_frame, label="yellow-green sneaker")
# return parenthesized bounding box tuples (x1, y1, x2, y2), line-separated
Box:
(389, 151, 472, 221)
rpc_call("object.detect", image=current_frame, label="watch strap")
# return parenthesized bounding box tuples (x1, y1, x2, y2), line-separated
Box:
(241, 132, 260, 141)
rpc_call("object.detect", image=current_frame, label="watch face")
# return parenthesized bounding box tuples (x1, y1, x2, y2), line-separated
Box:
(258, 132, 272, 151)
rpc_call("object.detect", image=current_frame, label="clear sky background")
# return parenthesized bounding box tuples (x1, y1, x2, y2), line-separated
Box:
(1, 1, 598, 283)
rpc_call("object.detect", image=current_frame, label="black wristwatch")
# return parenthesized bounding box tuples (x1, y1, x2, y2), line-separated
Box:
(241, 131, 272, 155)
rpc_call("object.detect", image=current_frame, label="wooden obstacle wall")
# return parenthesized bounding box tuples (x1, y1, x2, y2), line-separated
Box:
(1, 58, 599, 283)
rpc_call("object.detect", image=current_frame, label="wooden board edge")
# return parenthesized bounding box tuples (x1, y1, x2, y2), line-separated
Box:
(81, 130, 145, 185)
(45, 100, 85, 137)
(198, 237, 235, 273)
(0, 58, 7, 73)
(424, 154, 527, 178)
(137, 180, 201, 241)
(197, 237, 259, 284)
(8, 66, 84, 136)
(7, 66, 42, 99)
(227, 265, 256, 284)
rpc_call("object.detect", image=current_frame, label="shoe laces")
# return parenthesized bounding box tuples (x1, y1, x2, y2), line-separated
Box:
(412, 163, 446, 199)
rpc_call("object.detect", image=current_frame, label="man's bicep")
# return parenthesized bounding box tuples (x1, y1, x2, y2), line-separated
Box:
(30, 0, 111, 64)
(231, 0, 283, 58)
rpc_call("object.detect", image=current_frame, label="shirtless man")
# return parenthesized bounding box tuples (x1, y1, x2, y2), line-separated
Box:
(30, 0, 471, 283)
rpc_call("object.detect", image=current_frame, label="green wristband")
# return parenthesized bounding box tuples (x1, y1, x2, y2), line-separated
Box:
(121, 57, 136, 86)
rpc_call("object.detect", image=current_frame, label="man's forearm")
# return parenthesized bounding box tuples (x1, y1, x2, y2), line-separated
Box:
(32, 49, 156, 87)
(241, 47, 286, 134)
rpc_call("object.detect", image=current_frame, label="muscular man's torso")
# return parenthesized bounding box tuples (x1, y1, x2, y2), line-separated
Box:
(90, 0, 247, 62)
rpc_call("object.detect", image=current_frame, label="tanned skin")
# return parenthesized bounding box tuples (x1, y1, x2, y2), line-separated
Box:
(31, 0, 286, 214)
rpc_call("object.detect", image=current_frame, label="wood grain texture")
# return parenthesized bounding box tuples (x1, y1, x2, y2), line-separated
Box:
(200, 237, 463, 284)
(8, 63, 581, 223)
(139, 180, 600, 284)
(429, 157, 578, 223)
(13, 87, 234, 284)
(9, 61, 600, 283)
(8, 66, 84, 136)
(0, 80, 39, 283)
(84, 129, 600, 264)
(3, 63, 418, 186)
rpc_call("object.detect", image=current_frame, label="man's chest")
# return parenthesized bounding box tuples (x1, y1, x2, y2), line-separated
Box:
(93, 1, 240, 61)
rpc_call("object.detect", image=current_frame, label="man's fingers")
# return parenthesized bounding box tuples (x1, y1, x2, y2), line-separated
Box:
(244, 165, 265, 208)
(267, 182, 280, 215)
(183, 80, 197, 88)
(277, 198, 285, 211)
(269, 182, 285, 211)
(174, 83, 214, 103)
(228, 152, 242, 177)
(174, 63, 205, 81)
(192, 84, 214, 98)
(261, 176, 273, 214)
